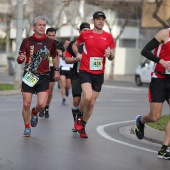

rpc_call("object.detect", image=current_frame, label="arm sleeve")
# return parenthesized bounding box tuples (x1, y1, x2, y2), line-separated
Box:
(141, 38, 161, 63)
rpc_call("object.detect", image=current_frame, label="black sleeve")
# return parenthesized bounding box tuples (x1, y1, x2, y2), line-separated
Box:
(54, 40, 65, 52)
(67, 41, 75, 57)
(141, 38, 161, 63)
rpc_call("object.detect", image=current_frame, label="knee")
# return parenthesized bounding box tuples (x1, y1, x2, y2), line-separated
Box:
(38, 102, 46, 110)
(84, 96, 91, 104)
(150, 114, 160, 122)
(73, 98, 81, 107)
(23, 101, 31, 109)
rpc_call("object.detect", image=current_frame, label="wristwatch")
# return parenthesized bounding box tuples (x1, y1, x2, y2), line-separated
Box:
(54, 67, 59, 71)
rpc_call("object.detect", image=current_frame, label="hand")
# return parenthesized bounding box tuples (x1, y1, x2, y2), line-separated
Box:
(76, 53, 82, 61)
(57, 49, 62, 57)
(17, 52, 26, 64)
(53, 71, 60, 82)
(104, 49, 111, 58)
(160, 59, 170, 71)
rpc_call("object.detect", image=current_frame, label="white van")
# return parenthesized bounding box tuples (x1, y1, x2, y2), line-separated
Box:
(135, 58, 154, 86)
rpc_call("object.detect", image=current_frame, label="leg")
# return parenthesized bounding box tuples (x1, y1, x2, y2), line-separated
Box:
(22, 92, 33, 137)
(135, 102, 162, 140)
(60, 75, 67, 104)
(45, 82, 55, 118)
(83, 89, 99, 122)
(22, 92, 33, 125)
(66, 78, 71, 97)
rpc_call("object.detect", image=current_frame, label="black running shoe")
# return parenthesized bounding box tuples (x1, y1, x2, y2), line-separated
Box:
(45, 109, 49, 118)
(39, 110, 45, 117)
(158, 149, 170, 160)
(135, 115, 144, 140)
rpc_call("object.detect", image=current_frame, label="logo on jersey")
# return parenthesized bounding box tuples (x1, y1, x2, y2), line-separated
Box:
(90, 36, 94, 38)
(101, 37, 106, 40)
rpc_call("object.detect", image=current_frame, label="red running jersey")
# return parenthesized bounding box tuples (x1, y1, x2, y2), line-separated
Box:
(76, 30, 115, 74)
(152, 28, 170, 78)
(19, 34, 56, 74)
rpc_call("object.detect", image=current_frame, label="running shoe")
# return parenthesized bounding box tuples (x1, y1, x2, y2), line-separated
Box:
(66, 89, 69, 97)
(77, 127, 88, 138)
(23, 128, 31, 137)
(31, 108, 38, 127)
(158, 150, 170, 160)
(39, 110, 45, 117)
(74, 117, 83, 131)
(62, 99, 66, 105)
(135, 115, 145, 140)
(45, 109, 49, 118)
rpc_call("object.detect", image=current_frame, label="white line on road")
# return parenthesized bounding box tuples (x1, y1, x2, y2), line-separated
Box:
(96, 120, 157, 153)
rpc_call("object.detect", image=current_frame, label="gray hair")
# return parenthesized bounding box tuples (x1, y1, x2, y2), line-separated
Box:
(32, 16, 46, 26)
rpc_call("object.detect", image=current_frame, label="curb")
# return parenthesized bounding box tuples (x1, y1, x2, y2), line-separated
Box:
(0, 90, 20, 96)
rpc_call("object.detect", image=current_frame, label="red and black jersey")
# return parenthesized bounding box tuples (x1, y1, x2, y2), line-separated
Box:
(76, 29, 115, 74)
(151, 28, 170, 78)
(19, 34, 56, 74)
(65, 40, 83, 80)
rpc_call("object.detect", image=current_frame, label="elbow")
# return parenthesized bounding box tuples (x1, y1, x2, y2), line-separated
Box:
(141, 49, 145, 56)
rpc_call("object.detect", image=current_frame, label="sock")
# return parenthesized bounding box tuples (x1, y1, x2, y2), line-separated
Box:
(81, 120, 86, 127)
(25, 124, 30, 128)
(45, 105, 49, 111)
(72, 106, 80, 121)
(32, 107, 37, 115)
(161, 145, 168, 151)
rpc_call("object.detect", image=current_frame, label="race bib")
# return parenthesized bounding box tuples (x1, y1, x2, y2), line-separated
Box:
(90, 57, 103, 70)
(165, 69, 170, 74)
(22, 72, 39, 87)
(49, 57, 53, 67)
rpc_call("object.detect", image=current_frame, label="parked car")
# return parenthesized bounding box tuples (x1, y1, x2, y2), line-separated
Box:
(135, 58, 154, 86)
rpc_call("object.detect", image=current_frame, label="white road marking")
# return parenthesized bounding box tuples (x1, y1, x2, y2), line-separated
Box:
(96, 120, 157, 153)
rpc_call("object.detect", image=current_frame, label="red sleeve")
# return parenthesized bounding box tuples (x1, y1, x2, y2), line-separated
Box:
(51, 41, 57, 58)
(76, 32, 84, 45)
(65, 50, 72, 58)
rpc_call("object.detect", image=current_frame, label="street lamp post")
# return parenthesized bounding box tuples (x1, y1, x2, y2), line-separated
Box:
(14, 0, 23, 89)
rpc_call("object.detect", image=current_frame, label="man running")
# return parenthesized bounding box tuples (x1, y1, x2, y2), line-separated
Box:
(17, 16, 59, 137)
(64, 22, 90, 136)
(72, 11, 115, 138)
(39, 28, 64, 118)
(135, 28, 170, 159)
(59, 40, 73, 105)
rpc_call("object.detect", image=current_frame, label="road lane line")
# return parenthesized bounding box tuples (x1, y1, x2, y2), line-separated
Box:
(96, 120, 157, 153)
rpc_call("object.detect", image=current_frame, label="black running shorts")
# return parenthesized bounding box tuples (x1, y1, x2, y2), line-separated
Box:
(22, 73, 50, 94)
(71, 78, 82, 97)
(60, 67, 72, 79)
(149, 78, 170, 102)
(79, 71, 104, 92)
(49, 67, 55, 82)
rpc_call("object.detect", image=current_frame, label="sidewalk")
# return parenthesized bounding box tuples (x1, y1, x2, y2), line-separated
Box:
(0, 72, 20, 96)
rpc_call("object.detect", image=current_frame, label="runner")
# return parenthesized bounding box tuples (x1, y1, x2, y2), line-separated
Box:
(72, 11, 115, 138)
(17, 16, 59, 137)
(59, 40, 73, 105)
(135, 27, 170, 159)
(64, 22, 90, 135)
(39, 28, 64, 118)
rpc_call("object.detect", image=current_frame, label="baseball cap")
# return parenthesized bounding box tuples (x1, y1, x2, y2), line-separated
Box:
(79, 22, 90, 30)
(93, 11, 106, 19)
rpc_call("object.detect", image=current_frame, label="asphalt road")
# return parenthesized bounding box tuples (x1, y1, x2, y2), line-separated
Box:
(0, 82, 170, 170)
